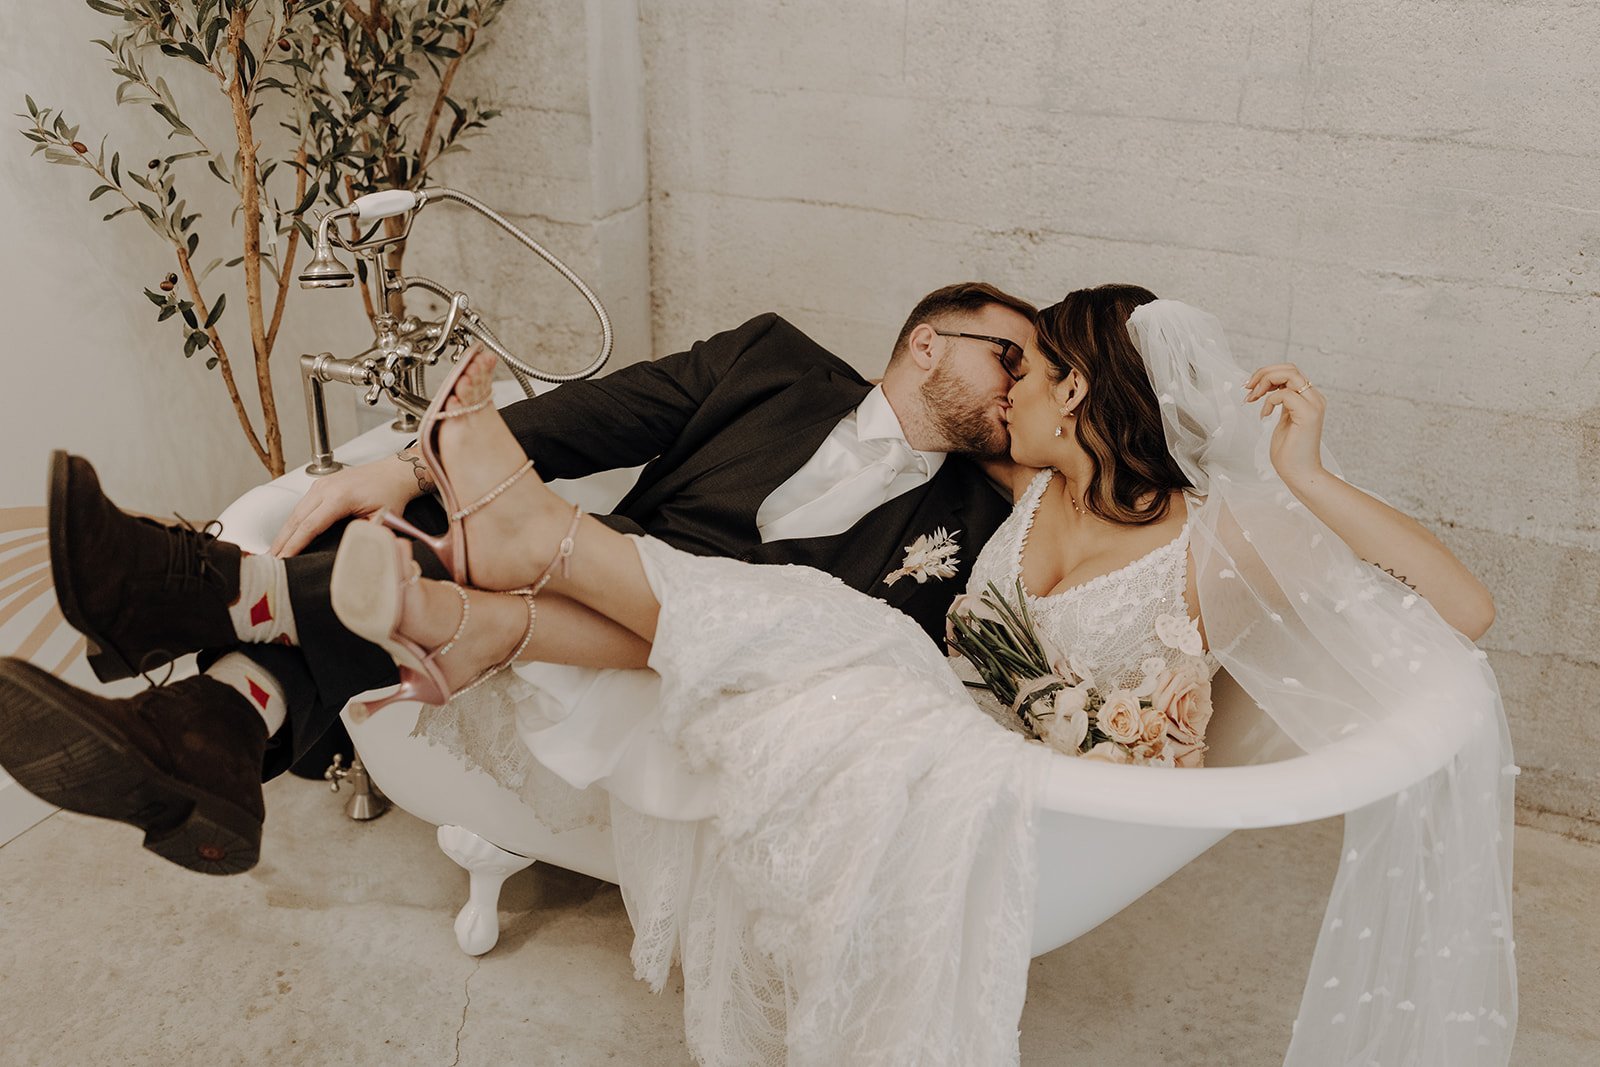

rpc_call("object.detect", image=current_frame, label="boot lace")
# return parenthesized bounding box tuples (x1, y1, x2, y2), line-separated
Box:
(165, 514, 229, 590)
(136, 515, 227, 689)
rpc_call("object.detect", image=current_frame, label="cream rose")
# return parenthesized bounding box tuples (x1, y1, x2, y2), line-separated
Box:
(1081, 740, 1132, 764)
(1096, 689, 1144, 745)
(1168, 739, 1208, 768)
(1130, 730, 1168, 764)
(1137, 699, 1166, 745)
(1152, 664, 1214, 747)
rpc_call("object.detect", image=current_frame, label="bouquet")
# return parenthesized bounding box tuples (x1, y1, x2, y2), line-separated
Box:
(946, 581, 1213, 766)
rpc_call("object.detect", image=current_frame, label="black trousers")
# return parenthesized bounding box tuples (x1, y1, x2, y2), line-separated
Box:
(206, 496, 453, 781)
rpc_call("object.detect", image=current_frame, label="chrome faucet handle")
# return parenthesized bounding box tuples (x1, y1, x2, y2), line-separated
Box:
(324, 753, 349, 792)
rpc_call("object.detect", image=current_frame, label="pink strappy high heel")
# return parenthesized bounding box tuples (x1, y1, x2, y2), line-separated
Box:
(329, 519, 537, 722)
(378, 344, 538, 587)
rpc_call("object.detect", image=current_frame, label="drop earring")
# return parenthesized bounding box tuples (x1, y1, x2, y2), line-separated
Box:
(1054, 400, 1075, 436)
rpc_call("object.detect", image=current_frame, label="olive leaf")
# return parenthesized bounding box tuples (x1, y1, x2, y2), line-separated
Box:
(17, 0, 509, 477)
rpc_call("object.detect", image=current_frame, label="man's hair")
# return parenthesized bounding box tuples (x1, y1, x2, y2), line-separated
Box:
(889, 282, 1038, 363)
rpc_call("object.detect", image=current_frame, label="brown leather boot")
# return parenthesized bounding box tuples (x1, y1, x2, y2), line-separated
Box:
(48, 450, 243, 683)
(0, 659, 266, 875)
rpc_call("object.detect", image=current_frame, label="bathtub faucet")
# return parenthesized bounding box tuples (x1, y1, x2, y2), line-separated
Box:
(324, 753, 390, 822)
(294, 187, 614, 475)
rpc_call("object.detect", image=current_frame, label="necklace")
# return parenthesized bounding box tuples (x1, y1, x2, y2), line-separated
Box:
(1052, 469, 1088, 517)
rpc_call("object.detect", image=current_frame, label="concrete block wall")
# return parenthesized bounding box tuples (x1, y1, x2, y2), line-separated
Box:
(413, 0, 651, 378)
(634, 0, 1600, 832)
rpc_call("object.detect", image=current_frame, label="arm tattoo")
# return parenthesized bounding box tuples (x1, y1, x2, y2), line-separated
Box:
(397, 447, 437, 496)
(1364, 559, 1418, 592)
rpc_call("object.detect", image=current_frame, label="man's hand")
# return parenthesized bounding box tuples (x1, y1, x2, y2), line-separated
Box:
(269, 450, 429, 557)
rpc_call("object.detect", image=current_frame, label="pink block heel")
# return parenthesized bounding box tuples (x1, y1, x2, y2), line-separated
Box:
(330, 519, 538, 722)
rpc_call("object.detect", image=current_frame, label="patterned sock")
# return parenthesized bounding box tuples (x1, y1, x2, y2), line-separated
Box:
(204, 652, 288, 735)
(229, 553, 300, 646)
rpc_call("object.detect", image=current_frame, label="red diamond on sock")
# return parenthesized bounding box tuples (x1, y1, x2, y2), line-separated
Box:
(247, 679, 271, 710)
(249, 594, 273, 627)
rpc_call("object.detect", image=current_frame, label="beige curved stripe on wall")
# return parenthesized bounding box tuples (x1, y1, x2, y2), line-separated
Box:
(1, 508, 85, 677)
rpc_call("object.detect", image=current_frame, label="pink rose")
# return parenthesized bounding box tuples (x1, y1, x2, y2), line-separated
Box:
(1152, 665, 1214, 747)
(1096, 690, 1143, 745)
(1136, 699, 1166, 745)
(1081, 740, 1132, 764)
(1130, 702, 1168, 763)
(1167, 739, 1208, 768)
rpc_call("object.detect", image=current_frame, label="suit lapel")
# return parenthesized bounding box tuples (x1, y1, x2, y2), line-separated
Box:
(869, 470, 970, 610)
(624, 367, 869, 520)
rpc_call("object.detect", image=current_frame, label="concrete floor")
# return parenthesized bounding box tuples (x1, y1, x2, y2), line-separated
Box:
(0, 778, 1595, 1066)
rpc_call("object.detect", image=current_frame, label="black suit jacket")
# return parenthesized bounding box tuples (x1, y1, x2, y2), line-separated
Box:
(498, 313, 1013, 642)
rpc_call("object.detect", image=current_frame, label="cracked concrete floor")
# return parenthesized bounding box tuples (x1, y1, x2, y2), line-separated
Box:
(1, 777, 1595, 1065)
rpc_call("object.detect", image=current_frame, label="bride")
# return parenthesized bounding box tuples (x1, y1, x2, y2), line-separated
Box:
(330, 285, 1513, 1066)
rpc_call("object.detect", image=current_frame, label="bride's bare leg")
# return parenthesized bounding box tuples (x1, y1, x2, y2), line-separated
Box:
(433, 352, 664, 640)
(399, 579, 651, 690)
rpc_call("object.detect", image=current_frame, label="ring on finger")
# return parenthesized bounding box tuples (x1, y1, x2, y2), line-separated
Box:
(1296, 382, 1315, 395)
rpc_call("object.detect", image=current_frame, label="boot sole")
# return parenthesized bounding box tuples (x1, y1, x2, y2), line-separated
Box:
(0, 660, 261, 875)
(47, 450, 141, 684)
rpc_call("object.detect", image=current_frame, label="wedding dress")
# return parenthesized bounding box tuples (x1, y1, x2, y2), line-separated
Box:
(612, 483, 1230, 1066)
(425, 472, 1219, 1066)
(420, 300, 1513, 1066)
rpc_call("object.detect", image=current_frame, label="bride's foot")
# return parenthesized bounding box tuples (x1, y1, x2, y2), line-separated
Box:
(417, 346, 580, 591)
(395, 574, 532, 696)
(330, 520, 537, 721)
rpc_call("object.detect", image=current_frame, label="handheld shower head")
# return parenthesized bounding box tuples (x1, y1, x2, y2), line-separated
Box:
(298, 211, 356, 289)
(298, 244, 354, 289)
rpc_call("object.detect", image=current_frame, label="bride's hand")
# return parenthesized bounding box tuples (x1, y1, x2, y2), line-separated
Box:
(1244, 363, 1326, 486)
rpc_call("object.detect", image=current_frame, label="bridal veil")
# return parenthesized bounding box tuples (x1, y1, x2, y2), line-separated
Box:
(1130, 300, 1516, 1066)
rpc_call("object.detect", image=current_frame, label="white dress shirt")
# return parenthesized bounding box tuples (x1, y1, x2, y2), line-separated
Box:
(755, 385, 945, 542)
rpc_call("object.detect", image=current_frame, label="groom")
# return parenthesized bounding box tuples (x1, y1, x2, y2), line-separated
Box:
(0, 282, 1035, 874)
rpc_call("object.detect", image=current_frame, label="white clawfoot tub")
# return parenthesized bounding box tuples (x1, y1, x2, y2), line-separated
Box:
(217, 387, 1476, 960)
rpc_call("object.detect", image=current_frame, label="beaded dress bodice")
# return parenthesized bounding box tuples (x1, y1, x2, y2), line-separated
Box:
(966, 469, 1211, 693)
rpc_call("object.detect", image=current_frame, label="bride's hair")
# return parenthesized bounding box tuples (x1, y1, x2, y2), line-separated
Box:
(1036, 283, 1192, 525)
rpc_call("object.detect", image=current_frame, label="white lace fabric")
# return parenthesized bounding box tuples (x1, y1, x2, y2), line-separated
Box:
(967, 468, 1216, 695)
(414, 673, 610, 833)
(620, 537, 1046, 1067)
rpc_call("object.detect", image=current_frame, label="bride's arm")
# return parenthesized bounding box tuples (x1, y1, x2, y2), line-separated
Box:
(1247, 364, 1497, 640)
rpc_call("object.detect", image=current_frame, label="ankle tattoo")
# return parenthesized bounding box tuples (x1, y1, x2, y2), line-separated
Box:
(398, 447, 437, 496)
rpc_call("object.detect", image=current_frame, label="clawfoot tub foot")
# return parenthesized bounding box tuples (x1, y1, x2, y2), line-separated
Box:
(436, 824, 535, 956)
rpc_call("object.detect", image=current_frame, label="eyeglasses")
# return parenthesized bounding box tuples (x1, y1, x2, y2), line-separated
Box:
(934, 331, 1024, 381)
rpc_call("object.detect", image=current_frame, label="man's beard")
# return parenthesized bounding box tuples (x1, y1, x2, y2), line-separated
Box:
(919, 363, 1010, 459)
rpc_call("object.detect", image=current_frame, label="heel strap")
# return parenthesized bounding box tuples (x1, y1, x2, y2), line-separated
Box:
(448, 460, 534, 523)
(429, 394, 494, 421)
(453, 592, 537, 699)
(430, 582, 473, 661)
(497, 593, 539, 673)
(528, 504, 583, 597)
